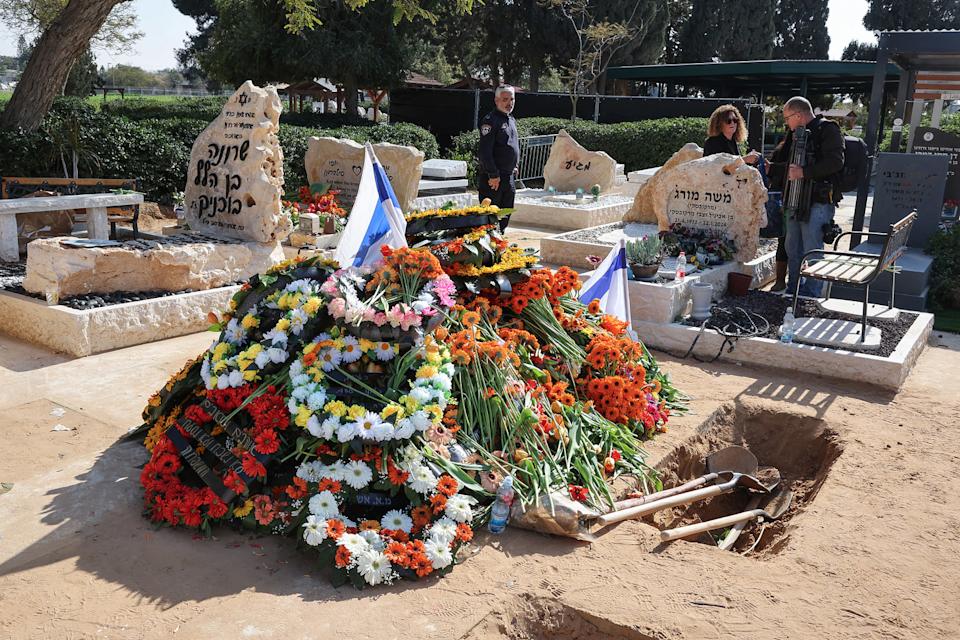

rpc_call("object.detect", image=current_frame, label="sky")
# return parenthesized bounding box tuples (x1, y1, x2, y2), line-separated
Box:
(1, 0, 877, 71)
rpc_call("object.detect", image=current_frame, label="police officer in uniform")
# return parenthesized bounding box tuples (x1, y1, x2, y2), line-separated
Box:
(477, 85, 520, 231)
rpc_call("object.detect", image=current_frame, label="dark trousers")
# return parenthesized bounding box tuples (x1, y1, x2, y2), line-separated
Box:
(478, 172, 516, 231)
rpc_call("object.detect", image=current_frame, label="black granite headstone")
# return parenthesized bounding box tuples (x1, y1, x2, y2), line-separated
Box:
(912, 127, 960, 215)
(870, 152, 948, 248)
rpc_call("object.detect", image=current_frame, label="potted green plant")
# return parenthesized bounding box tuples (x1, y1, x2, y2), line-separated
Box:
(625, 234, 663, 279)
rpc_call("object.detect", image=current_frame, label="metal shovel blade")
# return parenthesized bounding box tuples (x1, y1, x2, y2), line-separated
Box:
(756, 487, 793, 520)
(659, 486, 794, 542)
(706, 445, 758, 477)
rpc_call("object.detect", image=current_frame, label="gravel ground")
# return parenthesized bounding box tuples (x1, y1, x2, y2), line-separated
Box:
(682, 289, 917, 358)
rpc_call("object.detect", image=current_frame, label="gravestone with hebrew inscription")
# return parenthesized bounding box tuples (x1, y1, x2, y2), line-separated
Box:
(624, 143, 703, 224)
(184, 81, 291, 243)
(648, 153, 767, 263)
(543, 129, 617, 193)
(304, 137, 424, 212)
(871, 152, 948, 248)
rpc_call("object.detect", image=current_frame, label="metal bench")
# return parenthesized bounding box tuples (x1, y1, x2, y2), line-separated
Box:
(792, 210, 917, 343)
(1, 177, 141, 240)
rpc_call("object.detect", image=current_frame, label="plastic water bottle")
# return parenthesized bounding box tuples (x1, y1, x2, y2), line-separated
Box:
(488, 475, 515, 534)
(780, 307, 796, 344)
(675, 252, 687, 281)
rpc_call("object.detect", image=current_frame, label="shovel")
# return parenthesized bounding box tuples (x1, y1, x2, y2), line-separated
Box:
(660, 487, 794, 542)
(598, 446, 759, 527)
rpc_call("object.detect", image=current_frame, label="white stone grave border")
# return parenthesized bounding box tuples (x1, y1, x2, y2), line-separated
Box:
(510, 190, 633, 231)
(0, 286, 239, 357)
(633, 311, 933, 390)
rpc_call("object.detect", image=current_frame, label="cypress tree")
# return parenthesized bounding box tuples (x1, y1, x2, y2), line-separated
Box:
(773, 0, 830, 60)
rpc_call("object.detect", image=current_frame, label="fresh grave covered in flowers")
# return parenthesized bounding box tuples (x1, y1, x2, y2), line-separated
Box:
(134, 211, 685, 587)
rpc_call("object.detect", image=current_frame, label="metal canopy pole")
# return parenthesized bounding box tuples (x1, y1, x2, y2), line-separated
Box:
(853, 45, 892, 247)
(889, 69, 911, 152)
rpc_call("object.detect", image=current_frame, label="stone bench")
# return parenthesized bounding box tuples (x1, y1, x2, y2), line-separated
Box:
(0, 192, 144, 262)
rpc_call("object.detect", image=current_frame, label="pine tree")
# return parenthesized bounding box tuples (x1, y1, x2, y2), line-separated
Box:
(862, 0, 957, 32)
(718, 0, 775, 61)
(677, 0, 722, 62)
(774, 0, 830, 60)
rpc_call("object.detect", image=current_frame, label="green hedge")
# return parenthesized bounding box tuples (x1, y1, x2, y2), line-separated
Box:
(451, 117, 709, 183)
(0, 99, 438, 204)
(101, 96, 375, 128)
(928, 224, 960, 311)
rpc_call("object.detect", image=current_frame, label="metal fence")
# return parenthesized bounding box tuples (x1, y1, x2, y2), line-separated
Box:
(517, 134, 557, 184)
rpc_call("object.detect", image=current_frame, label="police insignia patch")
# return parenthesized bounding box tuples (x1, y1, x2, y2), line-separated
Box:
(480, 124, 492, 135)
(501, 122, 508, 131)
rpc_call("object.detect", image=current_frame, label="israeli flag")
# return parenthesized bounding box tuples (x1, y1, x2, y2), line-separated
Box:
(579, 238, 632, 327)
(334, 143, 407, 268)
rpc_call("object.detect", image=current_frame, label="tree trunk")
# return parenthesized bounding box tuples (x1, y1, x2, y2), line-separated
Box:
(344, 76, 359, 118)
(0, 0, 124, 131)
(529, 58, 541, 93)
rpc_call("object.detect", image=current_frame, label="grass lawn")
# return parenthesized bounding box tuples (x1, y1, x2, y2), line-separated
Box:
(934, 309, 960, 333)
(0, 90, 216, 109)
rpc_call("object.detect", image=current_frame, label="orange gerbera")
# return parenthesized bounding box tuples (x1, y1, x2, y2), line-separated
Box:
(359, 519, 381, 532)
(587, 299, 602, 314)
(335, 546, 352, 568)
(387, 460, 410, 485)
(461, 310, 481, 328)
(456, 522, 474, 542)
(437, 475, 459, 497)
(411, 505, 431, 526)
(385, 541, 410, 567)
(318, 478, 342, 493)
(411, 552, 433, 577)
(326, 518, 345, 540)
(430, 493, 448, 515)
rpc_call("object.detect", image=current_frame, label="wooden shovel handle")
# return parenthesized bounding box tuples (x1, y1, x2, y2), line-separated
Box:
(660, 509, 764, 542)
(598, 481, 732, 526)
(717, 495, 762, 551)
(613, 474, 717, 511)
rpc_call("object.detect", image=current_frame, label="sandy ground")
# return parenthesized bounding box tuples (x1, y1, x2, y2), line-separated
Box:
(1, 321, 959, 640)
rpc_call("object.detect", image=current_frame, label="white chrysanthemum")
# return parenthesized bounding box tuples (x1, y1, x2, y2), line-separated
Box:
(326, 460, 347, 481)
(296, 460, 324, 482)
(444, 494, 474, 523)
(307, 390, 327, 411)
(441, 363, 455, 376)
(337, 532, 370, 555)
(354, 411, 383, 440)
(371, 421, 395, 442)
(289, 360, 303, 377)
(319, 347, 342, 372)
(381, 509, 413, 533)
(288, 397, 300, 415)
(358, 528, 385, 551)
(424, 539, 453, 569)
(289, 308, 308, 335)
(397, 444, 423, 468)
(291, 372, 311, 387)
(408, 464, 437, 494)
(306, 414, 323, 437)
(224, 318, 245, 345)
(264, 327, 288, 346)
(267, 347, 287, 364)
(428, 517, 458, 546)
(216, 374, 229, 390)
(291, 385, 310, 401)
(228, 370, 243, 387)
(320, 416, 339, 440)
(337, 420, 359, 443)
(408, 387, 432, 405)
(355, 549, 393, 586)
(410, 411, 432, 432)
(308, 490, 339, 518)
(394, 418, 415, 440)
(302, 515, 328, 546)
(343, 460, 373, 490)
(340, 336, 362, 363)
(254, 350, 271, 369)
(431, 373, 452, 391)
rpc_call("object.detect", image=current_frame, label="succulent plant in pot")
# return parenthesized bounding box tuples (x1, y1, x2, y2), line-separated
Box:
(625, 234, 663, 279)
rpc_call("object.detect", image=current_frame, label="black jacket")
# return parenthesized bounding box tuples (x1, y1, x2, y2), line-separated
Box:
(478, 109, 519, 177)
(769, 115, 844, 202)
(703, 134, 740, 157)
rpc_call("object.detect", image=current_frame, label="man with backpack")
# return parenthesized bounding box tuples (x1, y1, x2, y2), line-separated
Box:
(771, 96, 845, 298)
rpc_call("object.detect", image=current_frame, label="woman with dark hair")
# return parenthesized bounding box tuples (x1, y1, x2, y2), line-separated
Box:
(703, 105, 760, 164)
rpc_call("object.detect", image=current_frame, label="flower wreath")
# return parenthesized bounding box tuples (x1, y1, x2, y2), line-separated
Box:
(140, 384, 292, 530)
(287, 328, 455, 444)
(295, 443, 476, 587)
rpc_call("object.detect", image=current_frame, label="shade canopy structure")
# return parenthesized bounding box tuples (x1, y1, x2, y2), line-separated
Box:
(854, 30, 960, 245)
(606, 60, 903, 98)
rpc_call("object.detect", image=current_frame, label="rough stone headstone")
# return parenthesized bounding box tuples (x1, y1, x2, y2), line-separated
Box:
(871, 152, 948, 248)
(911, 127, 959, 212)
(648, 153, 767, 263)
(624, 143, 703, 224)
(543, 130, 617, 193)
(304, 138, 424, 212)
(184, 81, 289, 243)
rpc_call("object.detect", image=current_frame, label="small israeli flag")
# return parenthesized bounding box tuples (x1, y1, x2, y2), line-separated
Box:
(334, 143, 407, 267)
(579, 239, 632, 326)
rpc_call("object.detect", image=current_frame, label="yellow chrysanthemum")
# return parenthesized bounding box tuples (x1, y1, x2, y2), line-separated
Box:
(416, 365, 438, 379)
(241, 314, 259, 330)
(403, 395, 419, 413)
(426, 404, 443, 422)
(212, 360, 228, 374)
(295, 406, 312, 428)
(303, 342, 318, 354)
(348, 404, 367, 420)
(234, 499, 254, 517)
(325, 400, 347, 418)
(381, 404, 404, 420)
(237, 357, 252, 371)
(242, 369, 258, 381)
(303, 297, 322, 315)
(246, 343, 263, 356)
(276, 318, 290, 332)
(212, 342, 232, 362)
(359, 338, 376, 352)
